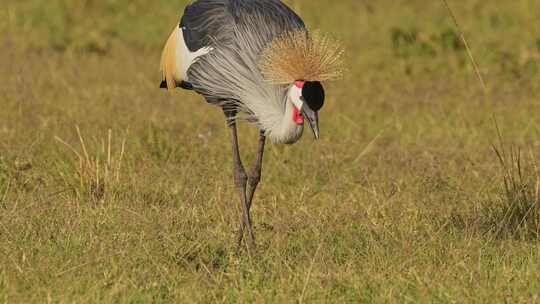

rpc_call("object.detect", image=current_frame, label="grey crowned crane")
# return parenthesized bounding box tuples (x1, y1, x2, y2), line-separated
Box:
(160, 0, 343, 250)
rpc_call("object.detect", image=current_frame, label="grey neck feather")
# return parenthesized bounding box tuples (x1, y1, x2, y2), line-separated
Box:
(269, 98, 304, 144)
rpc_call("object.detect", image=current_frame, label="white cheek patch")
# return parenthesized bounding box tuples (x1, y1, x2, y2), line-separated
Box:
(177, 28, 213, 80)
(288, 85, 304, 110)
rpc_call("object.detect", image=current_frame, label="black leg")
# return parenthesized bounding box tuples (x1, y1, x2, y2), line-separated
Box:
(236, 131, 266, 248)
(229, 121, 256, 251)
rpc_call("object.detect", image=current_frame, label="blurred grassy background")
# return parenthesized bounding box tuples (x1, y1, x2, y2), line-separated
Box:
(1, 0, 540, 303)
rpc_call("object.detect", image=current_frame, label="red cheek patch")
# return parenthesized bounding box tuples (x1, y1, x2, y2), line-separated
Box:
(293, 106, 304, 125)
(295, 81, 305, 88)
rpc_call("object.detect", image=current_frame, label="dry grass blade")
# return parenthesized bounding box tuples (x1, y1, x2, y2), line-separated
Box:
(442, 0, 487, 92)
(76, 125, 91, 165)
(107, 129, 111, 181)
(1, 179, 10, 204)
(299, 243, 322, 303)
(54, 136, 84, 163)
(354, 128, 385, 163)
(116, 137, 126, 183)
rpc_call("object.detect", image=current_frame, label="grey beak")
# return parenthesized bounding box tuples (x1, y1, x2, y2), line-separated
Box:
(302, 106, 319, 139)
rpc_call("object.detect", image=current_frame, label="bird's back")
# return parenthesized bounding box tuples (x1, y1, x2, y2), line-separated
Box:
(181, 0, 305, 53)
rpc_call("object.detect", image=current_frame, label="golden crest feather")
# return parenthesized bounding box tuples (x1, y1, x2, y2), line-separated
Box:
(259, 30, 345, 84)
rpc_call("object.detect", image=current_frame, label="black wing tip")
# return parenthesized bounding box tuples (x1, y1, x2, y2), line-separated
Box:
(179, 81, 194, 90)
(159, 80, 194, 90)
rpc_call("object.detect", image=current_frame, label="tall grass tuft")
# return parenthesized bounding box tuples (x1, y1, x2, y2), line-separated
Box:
(55, 126, 126, 202)
(486, 131, 540, 240)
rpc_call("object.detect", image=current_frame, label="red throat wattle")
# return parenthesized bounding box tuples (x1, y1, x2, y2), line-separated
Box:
(293, 80, 305, 124)
(293, 106, 304, 125)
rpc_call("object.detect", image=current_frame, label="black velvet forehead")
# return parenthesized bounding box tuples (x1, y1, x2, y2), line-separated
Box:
(301, 81, 325, 111)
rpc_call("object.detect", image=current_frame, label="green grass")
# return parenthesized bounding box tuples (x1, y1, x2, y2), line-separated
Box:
(1, 0, 540, 302)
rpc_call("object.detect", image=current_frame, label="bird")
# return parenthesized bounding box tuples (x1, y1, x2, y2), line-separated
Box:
(159, 0, 343, 250)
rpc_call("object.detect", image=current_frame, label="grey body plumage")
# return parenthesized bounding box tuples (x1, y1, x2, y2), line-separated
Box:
(159, 0, 342, 249)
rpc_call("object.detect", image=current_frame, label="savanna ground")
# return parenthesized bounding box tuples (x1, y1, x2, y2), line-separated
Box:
(1, 0, 540, 302)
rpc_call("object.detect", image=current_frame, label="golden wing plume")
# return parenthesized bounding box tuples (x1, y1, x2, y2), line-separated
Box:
(160, 26, 180, 90)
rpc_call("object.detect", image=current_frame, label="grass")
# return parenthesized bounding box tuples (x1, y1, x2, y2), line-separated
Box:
(487, 127, 540, 240)
(54, 126, 126, 202)
(1, 0, 540, 302)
